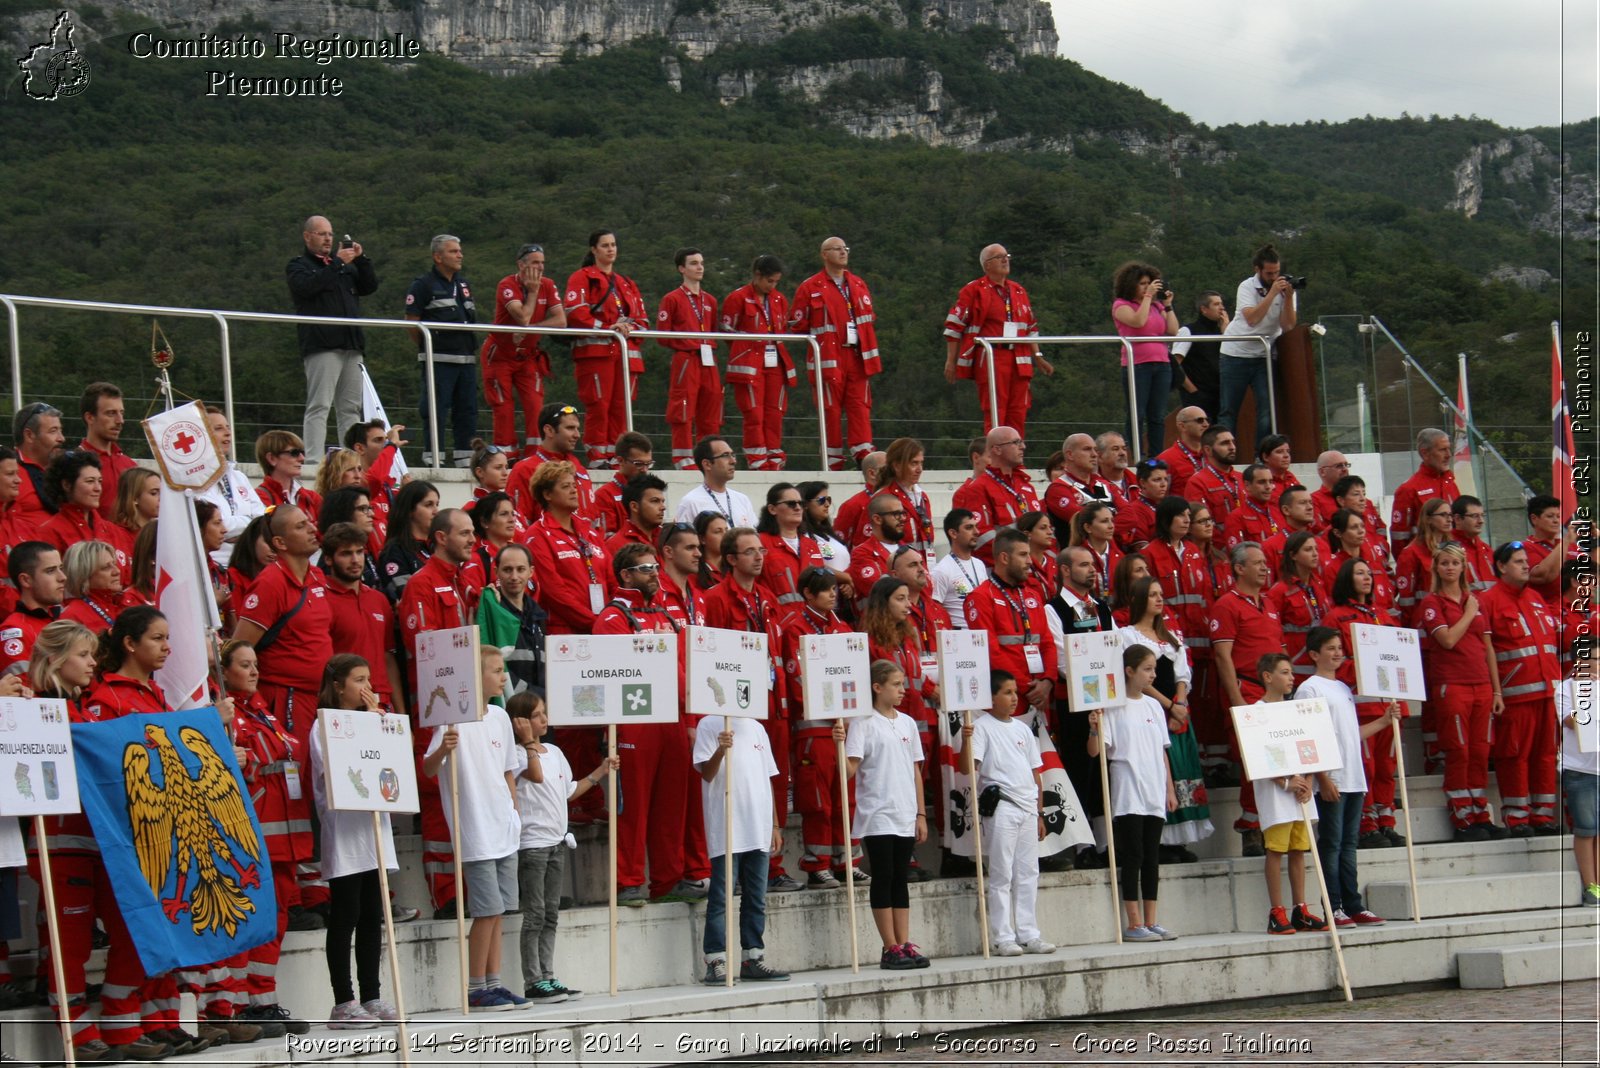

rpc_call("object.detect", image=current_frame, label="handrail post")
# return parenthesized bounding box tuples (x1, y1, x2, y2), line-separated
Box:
(420, 326, 440, 473)
(807, 338, 828, 472)
(980, 340, 998, 430)
(616, 329, 634, 434)
(0, 297, 19, 414)
(1260, 335, 1278, 436)
(1123, 339, 1141, 463)
(211, 313, 237, 463)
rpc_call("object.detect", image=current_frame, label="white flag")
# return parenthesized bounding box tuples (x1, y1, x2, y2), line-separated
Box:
(154, 484, 222, 710)
(142, 401, 224, 492)
(361, 365, 409, 481)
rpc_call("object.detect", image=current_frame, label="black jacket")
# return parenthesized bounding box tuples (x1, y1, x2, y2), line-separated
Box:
(286, 247, 379, 356)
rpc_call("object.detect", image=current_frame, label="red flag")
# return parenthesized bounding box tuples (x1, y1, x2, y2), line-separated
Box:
(1554, 324, 1577, 523)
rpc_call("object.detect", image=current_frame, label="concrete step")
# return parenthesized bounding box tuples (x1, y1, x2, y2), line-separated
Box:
(1457, 936, 1600, 988)
(1366, 870, 1581, 919)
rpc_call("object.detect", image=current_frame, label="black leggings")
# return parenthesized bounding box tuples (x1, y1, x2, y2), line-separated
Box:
(326, 870, 383, 1005)
(1113, 814, 1164, 902)
(863, 834, 914, 910)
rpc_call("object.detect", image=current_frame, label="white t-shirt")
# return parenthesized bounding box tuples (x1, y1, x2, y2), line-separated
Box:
(814, 534, 851, 574)
(1557, 677, 1600, 776)
(309, 719, 397, 879)
(1247, 700, 1320, 831)
(1117, 625, 1192, 686)
(0, 816, 22, 869)
(846, 710, 924, 837)
(674, 483, 758, 528)
(931, 553, 987, 628)
(1220, 274, 1294, 359)
(1101, 695, 1171, 818)
(1294, 675, 1364, 794)
(693, 716, 779, 858)
(971, 714, 1042, 810)
(514, 741, 576, 849)
(424, 706, 521, 863)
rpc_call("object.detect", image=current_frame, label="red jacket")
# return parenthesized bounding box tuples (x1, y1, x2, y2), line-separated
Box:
(1155, 441, 1206, 499)
(951, 466, 1041, 564)
(833, 486, 872, 549)
(1389, 464, 1459, 557)
(232, 688, 314, 862)
(1189, 463, 1243, 538)
(779, 605, 852, 729)
(757, 531, 826, 619)
(1322, 602, 1382, 692)
(1480, 580, 1560, 702)
(592, 472, 630, 539)
(78, 441, 137, 522)
(83, 672, 169, 718)
(1042, 471, 1117, 538)
(520, 514, 612, 635)
(1457, 533, 1497, 592)
(1142, 538, 1213, 662)
(255, 480, 323, 530)
(605, 521, 656, 559)
(1393, 537, 1435, 623)
(1114, 492, 1156, 552)
(963, 576, 1057, 695)
(1322, 542, 1397, 622)
(398, 553, 471, 692)
(944, 276, 1040, 380)
(656, 286, 721, 354)
(563, 266, 646, 367)
(363, 442, 403, 549)
(0, 603, 59, 676)
(1311, 488, 1386, 541)
(657, 569, 706, 630)
(1268, 576, 1331, 678)
(852, 483, 934, 562)
(1225, 498, 1285, 552)
(38, 504, 134, 585)
(60, 589, 122, 634)
(788, 269, 882, 382)
(507, 447, 595, 526)
(870, 633, 936, 726)
(847, 539, 895, 611)
(721, 284, 796, 385)
(483, 273, 559, 374)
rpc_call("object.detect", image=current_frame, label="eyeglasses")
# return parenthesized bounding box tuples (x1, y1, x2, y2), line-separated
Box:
(710, 452, 736, 462)
(735, 547, 768, 557)
(621, 456, 653, 470)
(876, 510, 906, 519)
(823, 245, 850, 254)
(774, 499, 803, 509)
(354, 504, 375, 514)
(1001, 439, 1024, 448)
(983, 253, 1013, 263)
(623, 563, 659, 575)
(517, 243, 544, 258)
(1321, 462, 1352, 471)
(1459, 512, 1485, 521)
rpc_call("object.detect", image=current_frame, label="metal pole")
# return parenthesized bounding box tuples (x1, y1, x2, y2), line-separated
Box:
(616, 329, 634, 433)
(808, 338, 828, 472)
(1, 297, 20, 414)
(980, 340, 998, 430)
(1357, 383, 1372, 453)
(211, 312, 237, 462)
(1122, 339, 1141, 463)
(1260, 335, 1279, 435)
(420, 326, 440, 473)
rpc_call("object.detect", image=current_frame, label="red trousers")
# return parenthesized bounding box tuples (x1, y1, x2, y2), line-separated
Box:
(1435, 681, 1494, 830)
(730, 370, 788, 470)
(616, 721, 692, 896)
(245, 858, 298, 1006)
(761, 713, 793, 876)
(178, 955, 247, 1020)
(1494, 697, 1558, 827)
(977, 364, 1034, 438)
(819, 352, 874, 468)
(484, 354, 545, 449)
(575, 357, 639, 466)
(666, 353, 724, 469)
(793, 730, 861, 873)
(1358, 701, 1399, 833)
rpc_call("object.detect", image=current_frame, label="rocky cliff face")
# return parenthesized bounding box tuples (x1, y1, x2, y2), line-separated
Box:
(1449, 133, 1597, 240)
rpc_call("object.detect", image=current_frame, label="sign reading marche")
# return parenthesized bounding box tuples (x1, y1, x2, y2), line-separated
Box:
(319, 709, 419, 813)
(413, 625, 484, 730)
(0, 699, 79, 816)
(545, 633, 680, 725)
(686, 625, 769, 719)
(1349, 623, 1427, 701)
(1230, 698, 1343, 780)
(936, 628, 991, 712)
(1063, 631, 1123, 711)
(798, 632, 873, 720)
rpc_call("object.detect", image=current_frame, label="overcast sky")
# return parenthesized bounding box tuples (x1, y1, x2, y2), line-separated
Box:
(1051, 0, 1598, 130)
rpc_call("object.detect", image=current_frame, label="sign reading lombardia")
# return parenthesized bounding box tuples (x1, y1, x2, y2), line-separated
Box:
(1349, 622, 1427, 702)
(544, 633, 680, 726)
(798, 632, 873, 720)
(685, 625, 769, 719)
(319, 709, 419, 813)
(413, 625, 483, 730)
(1229, 698, 1343, 781)
(936, 628, 991, 713)
(1063, 630, 1123, 711)
(0, 699, 80, 817)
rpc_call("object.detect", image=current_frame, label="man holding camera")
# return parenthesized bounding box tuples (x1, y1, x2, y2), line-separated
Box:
(1219, 244, 1297, 447)
(287, 215, 378, 460)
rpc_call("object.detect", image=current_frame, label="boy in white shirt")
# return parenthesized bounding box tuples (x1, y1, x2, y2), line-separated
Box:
(1557, 638, 1599, 907)
(693, 715, 791, 984)
(1250, 653, 1330, 936)
(423, 647, 527, 1010)
(1294, 627, 1399, 928)
(961, 669, 1055, 956)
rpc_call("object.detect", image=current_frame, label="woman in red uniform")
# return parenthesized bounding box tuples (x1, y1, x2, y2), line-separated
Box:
(1108, 553, 1151, 627)
(520, 462, 612, 636)
(38, 451, 132, 584)
(227, 514, 277, 607)
(460, 490, 519, 605)
(60, 540, 124, 635)
(1394, 497, 1451, 623)
(691, 512, 730, 600)
(870, 439, 935, 561)
(1322, 559, 1402, 848)
(1186, 500, 1235, 779)
(563, 229, 648, 469)
(116, 522, 158, 612)
(1267, 530, 1328, 682)
(1017, 510, 1059, 601)
(1323, 508, 1397, 622)
(1070, 501, 1123, 600)
(756, 482, 825, 620)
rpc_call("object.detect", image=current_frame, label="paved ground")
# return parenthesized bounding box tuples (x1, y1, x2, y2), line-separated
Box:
(779, 980, 1599, 1067)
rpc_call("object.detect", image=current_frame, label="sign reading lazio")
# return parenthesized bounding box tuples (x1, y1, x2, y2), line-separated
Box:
(936, 628, 991, 713)
(413, 625, 483, 730)
(1229, 698, 1343, 781)
(544, 632, 680, 726)
(1063, 630, 1123, 711)
(141, 400, 224, 492)
(685, 625, 769, 719)
(798, 632, 873, 720)
(0, 698, 79, 817)
(318, 709, 420, 814)
(1349, 622, 1427, 701)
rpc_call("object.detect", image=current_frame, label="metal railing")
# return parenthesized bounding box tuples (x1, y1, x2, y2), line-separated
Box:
(973, 332, 1275, 461)
(0, 293, 826, 471)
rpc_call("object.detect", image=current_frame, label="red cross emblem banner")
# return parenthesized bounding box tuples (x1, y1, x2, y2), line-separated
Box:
(143, 401, 225, 492)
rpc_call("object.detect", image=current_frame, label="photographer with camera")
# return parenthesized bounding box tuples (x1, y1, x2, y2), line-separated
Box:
(1110, 262, 1179, 457)
(1219, 244, 1299, 447)
(287, 215, 378, 461)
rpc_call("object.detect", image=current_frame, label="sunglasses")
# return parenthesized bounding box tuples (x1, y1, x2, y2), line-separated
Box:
(808, 496, 832, 506)
(517, 243, 544, 258)
(773, 499, 803, 509)
(623, 563, 659, 575)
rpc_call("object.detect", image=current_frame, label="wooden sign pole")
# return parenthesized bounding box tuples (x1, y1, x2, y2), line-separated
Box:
(371, 813, 413, 1063)
(33, 819, 76, 1068)
(1392, 717, 1422, 921)
(724, 715, 735, 989)
(964, 710, 990, 959)
(1095, 731, 1122, 944)
(607, 724, 619, 997)
(448, 754, 468, 1017)
(1299, 801, 1353, 1002)
(837, 719, 859, 973)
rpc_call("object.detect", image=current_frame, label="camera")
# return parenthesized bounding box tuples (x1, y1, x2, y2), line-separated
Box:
(1285, 274, 1307, 290)
(340, 234, 354, 249)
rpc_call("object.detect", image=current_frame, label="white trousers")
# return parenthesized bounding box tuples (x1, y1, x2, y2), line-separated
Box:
(983, 800, 1040, 947)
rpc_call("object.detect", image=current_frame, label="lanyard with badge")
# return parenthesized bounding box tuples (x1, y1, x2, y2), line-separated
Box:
(571, 529, 605, 615)
(834, 276, 860, 348)
(736, 588, 778, 686)
(686, 288, 715, 367)
(998, 581, 1044, 675)
(758, 293, 780, 368)
(246, 705, 302, 801)
(985, 468, 1027, 523)
(994, 282, 1022, 340)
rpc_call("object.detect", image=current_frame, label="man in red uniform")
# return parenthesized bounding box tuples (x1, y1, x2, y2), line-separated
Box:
(1226, 464, 1285, 551)
(1309, 454, 1387, 544)
(789, 236, 881, 469)
(654, 523, 712, 886)
(482, 242, 565, 455)
(12, 400, 65, 530)
(1094, 432, 1136, 505)
(723, 254, 796, 471)
(942, 243, 1051, 435)
(833, 451, 885, 550)
(1207, 543, 1285, 855)
(1261, 485, 1316, 570)
(507, 403, 594, 524)
(1188, 426, 1244, 541)
(604, 473, 667, 557)
(704, 527, 800, 892)
(321, 522, 404, 715)
(0, 542, 63, 676)
(398, 507, 475, 915)
(1522, 493, 1573, 605)
(964, 528, 1058, 720)
(658, 247, 724, 470)
(592, 432, 653, 538)
(563, 232, 647, 468)
(595, 543, 704, 905)
(1156, 406, 1210, 499)
(952, 426, 1040, 565)
(1043, 432, 1117, 546)
(847, 493, 906, 613)
(77, 383, 136, 522)
(1388, 428, 1460, 558)
(1480, 542, 1562, 832)
(1451, 495, 1497, 591)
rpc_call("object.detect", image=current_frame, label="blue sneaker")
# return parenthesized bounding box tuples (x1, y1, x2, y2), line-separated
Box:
(490, 986, 532, 1008)
(468, 987, 516, 1013)
(1124, 925, 1161, 942)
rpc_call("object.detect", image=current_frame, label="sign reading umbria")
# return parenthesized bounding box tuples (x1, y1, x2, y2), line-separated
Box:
(545, 633, 680, 726)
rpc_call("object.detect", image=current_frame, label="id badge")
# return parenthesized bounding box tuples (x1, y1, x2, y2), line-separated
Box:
(920, 653, 939, 687)
(283, 761, 303, 801)
(699, 343, 715, 367)
(1003, 321, 1021, 339)
(589, 584, 605, 614)
(763, 343, 779, 368)
(1023, 643, 1044, 676)
(845, 320, 859, 347)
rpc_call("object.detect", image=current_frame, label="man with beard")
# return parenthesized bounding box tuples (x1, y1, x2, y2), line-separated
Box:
(847, 492, 906, 614)
(1045, 545, 1115, 868)
(1189, 426, 1244, 541)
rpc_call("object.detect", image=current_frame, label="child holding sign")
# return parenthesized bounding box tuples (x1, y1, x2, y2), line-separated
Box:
(1088, 646, 1178, 943)
(1250, 653, 1329, 936)
(1557, 639, 1599, 907)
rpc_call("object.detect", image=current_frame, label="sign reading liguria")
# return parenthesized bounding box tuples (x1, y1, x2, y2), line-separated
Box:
(544, 632, 680, 726)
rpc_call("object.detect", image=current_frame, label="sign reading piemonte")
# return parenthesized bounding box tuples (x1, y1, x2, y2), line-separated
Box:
(1349, 622, 1427, 702)
(936, 628, 991, 713)
(685, 625, 769, 719)
(318, 709, 420, 814)
(797, 632, 873, 720)
(1229, 698, 1343, 781)
(0, 698, 79, 816)
(544, 632, 680, 726)
(413, 625, 484, 730)
(1062, 630, 1123, 711)
(141, 401, 224, 492)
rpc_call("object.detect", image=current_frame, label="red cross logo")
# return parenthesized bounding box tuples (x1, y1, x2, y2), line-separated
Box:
(173, 430, 197, 454)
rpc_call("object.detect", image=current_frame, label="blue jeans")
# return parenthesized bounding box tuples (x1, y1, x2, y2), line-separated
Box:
(418, 361, 479, 457)
(703, 849, 768, 960)
(1218, 355, 1273, 444)
(1122, 361, 1173, 457)
(1315, 789, 1366, 914)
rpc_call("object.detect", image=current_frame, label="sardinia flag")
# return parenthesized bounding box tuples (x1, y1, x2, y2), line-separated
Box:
(1554, 323, 1577, 522)
(1453, 371, 1477, 496)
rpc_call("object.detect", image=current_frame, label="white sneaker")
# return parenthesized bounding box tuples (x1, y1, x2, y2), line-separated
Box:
(1022, 938, 1057, 954)
(995, 942, 1024, 956)
(328, 1001, 379, 1030)
(361, 999, 399, 1022)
